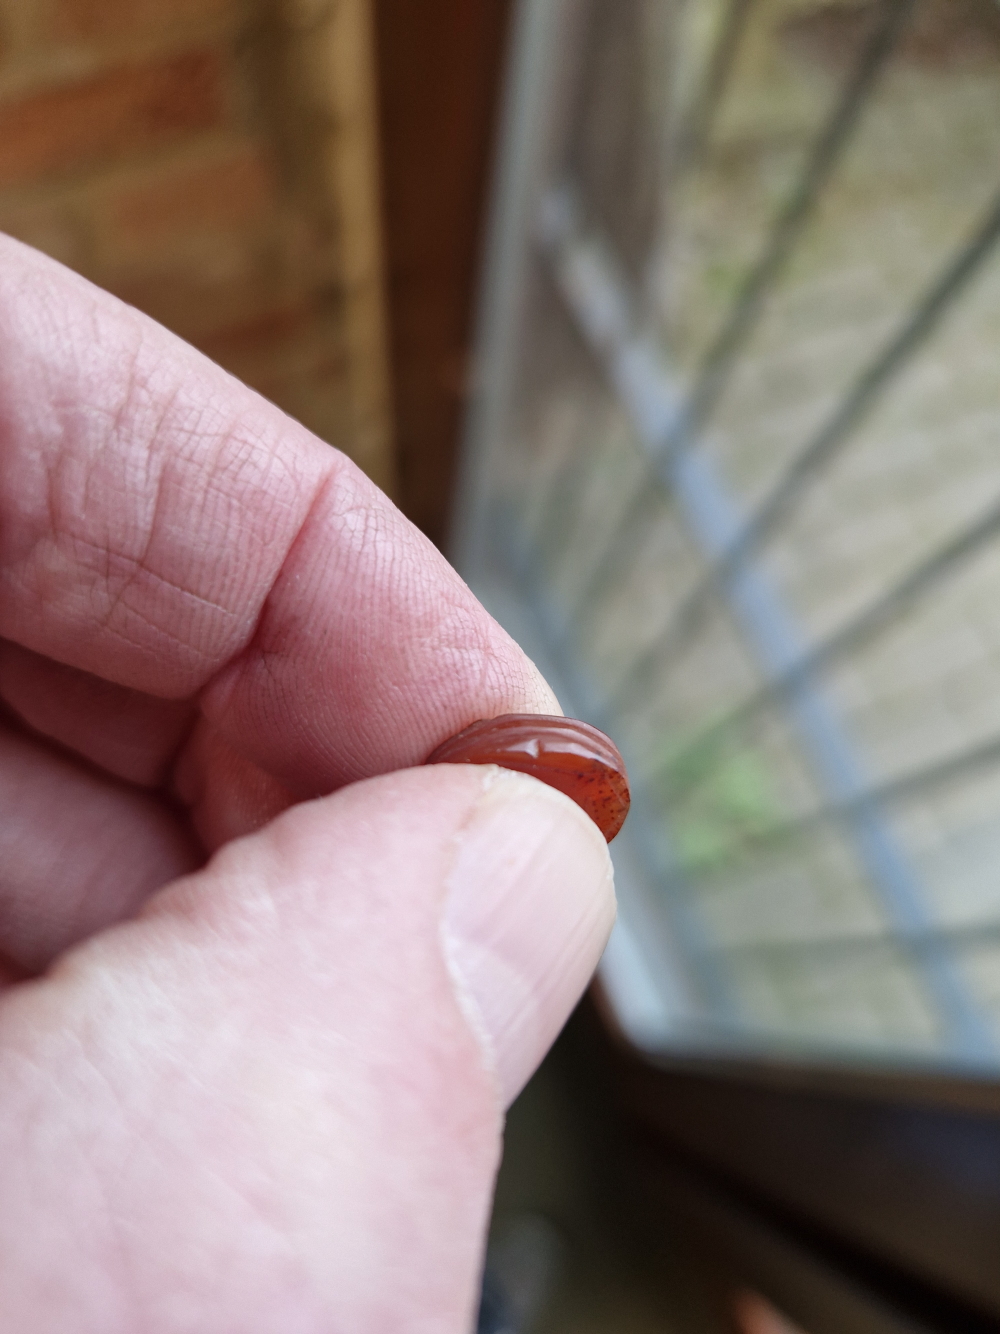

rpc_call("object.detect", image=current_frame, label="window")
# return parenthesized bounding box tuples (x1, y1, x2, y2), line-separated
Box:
(458, 0, 1000, 1076)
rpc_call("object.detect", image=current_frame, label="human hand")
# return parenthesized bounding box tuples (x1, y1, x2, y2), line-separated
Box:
(0, 236, 615, 1330)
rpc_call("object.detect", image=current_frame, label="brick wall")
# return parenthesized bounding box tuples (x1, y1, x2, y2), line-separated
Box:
(0, 0, 395, 493)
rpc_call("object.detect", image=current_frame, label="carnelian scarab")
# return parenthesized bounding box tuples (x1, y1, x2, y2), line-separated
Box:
(424, 714, 630, 842)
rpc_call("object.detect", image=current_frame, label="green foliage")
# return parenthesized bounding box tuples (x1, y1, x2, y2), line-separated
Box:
(658, 731, 785, 873)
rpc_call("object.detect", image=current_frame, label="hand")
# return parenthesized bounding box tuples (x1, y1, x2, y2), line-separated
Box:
(0, 236, 615, 1331)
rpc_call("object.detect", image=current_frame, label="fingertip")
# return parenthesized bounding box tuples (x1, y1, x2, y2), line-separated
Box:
(441, 767, 616, 1106)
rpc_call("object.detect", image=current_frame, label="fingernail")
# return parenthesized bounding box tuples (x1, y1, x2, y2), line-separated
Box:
(442, 767, 616, 1106)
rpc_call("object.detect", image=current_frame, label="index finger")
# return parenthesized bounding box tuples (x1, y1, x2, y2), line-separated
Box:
(0, 237, 558, 793)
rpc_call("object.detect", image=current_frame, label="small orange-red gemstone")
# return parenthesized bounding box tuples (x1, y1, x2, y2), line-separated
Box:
(424, 714, 630, 842)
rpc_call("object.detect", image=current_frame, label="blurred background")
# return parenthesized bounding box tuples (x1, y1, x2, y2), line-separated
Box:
(0, 0, 508, 540)
(5, 1, 1000, 1331)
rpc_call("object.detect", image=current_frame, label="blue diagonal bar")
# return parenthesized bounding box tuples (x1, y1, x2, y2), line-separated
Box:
(541, 198, 994, 1061)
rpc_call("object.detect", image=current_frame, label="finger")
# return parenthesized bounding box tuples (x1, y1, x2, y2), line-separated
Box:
(172, 717, 298, 850)
(0, 722, 200, 974)
(198, 469, 559, 795)
(0, 640, 195, 787)
(0, 237, 558, 793)
(0, 236, 322, 697)
(0, 766, 614, 1328)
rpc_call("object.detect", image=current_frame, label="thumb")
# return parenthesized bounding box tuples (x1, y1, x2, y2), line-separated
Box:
(0, 763, 615, 1333)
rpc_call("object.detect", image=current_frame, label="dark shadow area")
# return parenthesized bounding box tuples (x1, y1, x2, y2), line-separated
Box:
(375, 0, 514, 548)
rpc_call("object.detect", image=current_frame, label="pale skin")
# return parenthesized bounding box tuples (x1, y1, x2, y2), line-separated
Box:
(0, 236, 616, 1331)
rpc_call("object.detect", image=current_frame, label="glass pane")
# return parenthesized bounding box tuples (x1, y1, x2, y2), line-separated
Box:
(459, 0, 1000, 1072)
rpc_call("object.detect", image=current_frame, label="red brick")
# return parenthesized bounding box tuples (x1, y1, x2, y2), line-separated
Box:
(0, 50, 226, 188)
(47, 0, 237, 44)
(103, 143, 276, 248)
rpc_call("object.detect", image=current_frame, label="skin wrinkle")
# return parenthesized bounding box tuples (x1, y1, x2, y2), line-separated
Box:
(148, 430, 330, 681)
(60, 529, 244, 623)
(194, 465, 344, 708)
(52, 316, 148, 555)
(91, 433, 175, 650)
(6, 415, 333, 701)
(99, 319, 151, 503)
(10, 277, 103, 464)
(17, 545, 226, 693)
(77, 390, 270, 660)
(0, 265, 329, 700)
(29, 357, 162, 648)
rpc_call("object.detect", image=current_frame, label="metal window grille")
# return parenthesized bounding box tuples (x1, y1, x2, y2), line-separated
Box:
(456, 0, 1000, 1072)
